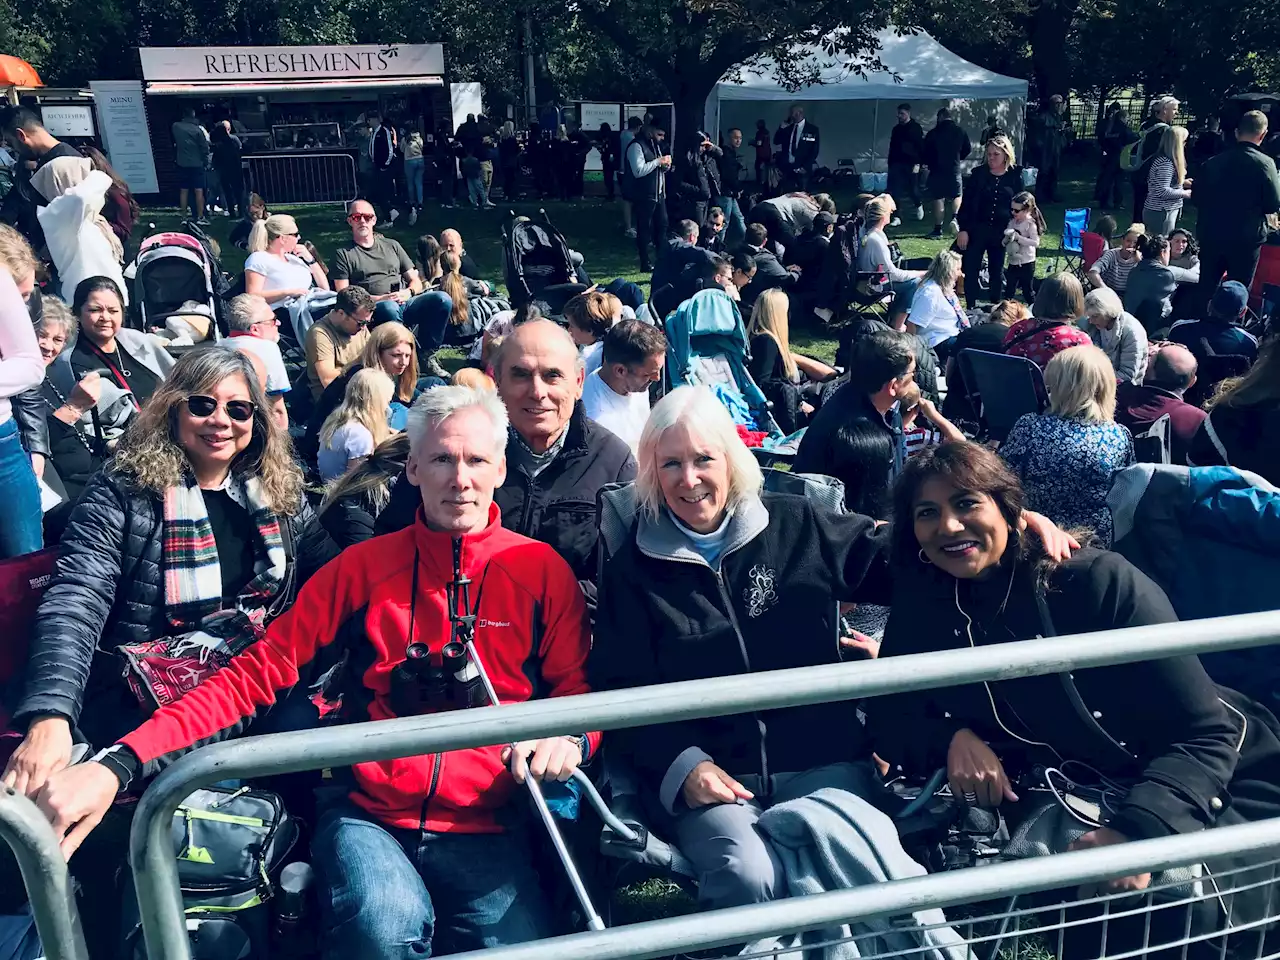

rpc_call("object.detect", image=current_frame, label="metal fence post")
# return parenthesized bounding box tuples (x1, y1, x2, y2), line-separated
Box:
(0, 787, 89, 960)
(130, 610, 1280, 959)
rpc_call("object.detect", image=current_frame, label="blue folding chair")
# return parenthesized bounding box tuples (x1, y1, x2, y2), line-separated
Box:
(1053, 207, 1090, 276)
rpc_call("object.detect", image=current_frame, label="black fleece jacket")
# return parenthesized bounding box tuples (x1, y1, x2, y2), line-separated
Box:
(868, 549, 1270, 841)
(589, 492, 892, 810)
(12, 468, 337, 747)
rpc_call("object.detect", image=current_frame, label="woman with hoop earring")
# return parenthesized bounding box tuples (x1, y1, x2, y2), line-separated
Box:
(869, 442, 1280, 957)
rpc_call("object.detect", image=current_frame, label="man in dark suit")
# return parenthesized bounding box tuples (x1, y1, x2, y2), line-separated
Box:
(774, 104, 820, 191)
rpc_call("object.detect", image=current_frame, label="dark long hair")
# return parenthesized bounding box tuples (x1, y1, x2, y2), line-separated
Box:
(80, 145, 140, 223)
(830, 419, 895, 519)
(890, 442, 1027, 568)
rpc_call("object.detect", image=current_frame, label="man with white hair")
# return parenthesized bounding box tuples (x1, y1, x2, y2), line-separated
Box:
(377, 319, 636, 601)
(37, 384, 597, 957)
(225, 292, 290, 428)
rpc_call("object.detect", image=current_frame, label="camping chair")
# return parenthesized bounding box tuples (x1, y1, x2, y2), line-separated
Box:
(956, 349, 1048, 442)
(1080, 231, 1107, 277)
(1132, 414, 1172, 465)
(849, 270, 894, 323)
(1052, 207, 1090, 276)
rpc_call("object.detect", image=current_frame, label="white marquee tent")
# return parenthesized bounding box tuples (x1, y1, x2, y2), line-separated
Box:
(704, 30, 1029, 174)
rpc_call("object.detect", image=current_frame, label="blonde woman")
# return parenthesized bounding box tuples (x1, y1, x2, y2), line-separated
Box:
(317, 432, 411, 548)
(905, 249, 967, 353)
(439, 251, 472, 333)
(1143, 126, 1192, 237)
(317, 368, 395, 482)
(245, 214, 329, 304)
(1189, 338, 1280, 484)
(746, 289, 835, 431)
(999, 344, 1135, 544)
(856, 194, 925, 329)
(956, 134, 1022, 308)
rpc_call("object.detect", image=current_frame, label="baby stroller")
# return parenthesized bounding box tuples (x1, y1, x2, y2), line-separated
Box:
(664, 288, 783, 444)
(502, 210, 586, 312)
(127, 230, 224, 341)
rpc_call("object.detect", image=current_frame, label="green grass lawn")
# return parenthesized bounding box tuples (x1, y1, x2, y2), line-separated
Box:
(143, 160, 1164, 369)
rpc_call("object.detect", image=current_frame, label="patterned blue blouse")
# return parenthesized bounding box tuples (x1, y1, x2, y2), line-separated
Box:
(999, 413, 1135, 546)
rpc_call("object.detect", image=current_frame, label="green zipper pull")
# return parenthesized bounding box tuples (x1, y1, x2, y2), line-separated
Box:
(177, 811, 214, 864)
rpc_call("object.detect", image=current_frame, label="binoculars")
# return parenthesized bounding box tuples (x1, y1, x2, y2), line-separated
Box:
(389, 638, 488, 715)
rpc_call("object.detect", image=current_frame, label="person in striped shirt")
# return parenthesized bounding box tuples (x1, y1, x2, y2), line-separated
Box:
(1087, 224, 1145, 294)
(1143, 126, 1193, 237)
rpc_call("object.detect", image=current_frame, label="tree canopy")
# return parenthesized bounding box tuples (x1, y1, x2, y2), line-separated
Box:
(5, 0, 1278, 132)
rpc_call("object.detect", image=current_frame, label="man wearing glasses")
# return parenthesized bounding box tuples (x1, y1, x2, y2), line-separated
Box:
(225, 293, 291, 429)
(332, 200, 451, 368)
(304, 285, 376, 399)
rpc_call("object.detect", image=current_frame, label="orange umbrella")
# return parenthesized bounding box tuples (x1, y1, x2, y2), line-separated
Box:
(0, 55, 42, 87)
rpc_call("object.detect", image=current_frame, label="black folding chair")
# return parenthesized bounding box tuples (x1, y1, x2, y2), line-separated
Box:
(956, 349, 1048, 442)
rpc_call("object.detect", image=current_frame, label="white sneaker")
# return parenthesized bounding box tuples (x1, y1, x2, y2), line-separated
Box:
(625, 227, 637, 239)
(915, 205, 925, 221)
(948, 218, 960, 235)
(389, 208, 401, 224)
(889, 217, 902, 227)
(408, 208, 418, 226)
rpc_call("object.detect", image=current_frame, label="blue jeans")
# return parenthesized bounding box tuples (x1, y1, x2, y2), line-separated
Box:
(715, 196, 746, 249)
(313, 801, 551, 960)
(0, 418, 41, 559)
(889, 278, 921, 318)
(372, 291, 453, 354)
(466, 177, 487, 208)
(405, 157, 426, 207)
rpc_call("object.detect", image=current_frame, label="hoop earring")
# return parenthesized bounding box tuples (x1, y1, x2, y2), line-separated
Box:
(918, 548, 932, 565)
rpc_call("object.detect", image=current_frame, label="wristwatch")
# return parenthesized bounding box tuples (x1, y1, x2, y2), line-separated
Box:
(570, 734, 591, 763)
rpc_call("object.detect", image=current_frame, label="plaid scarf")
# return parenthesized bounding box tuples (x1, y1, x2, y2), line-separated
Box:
(162, 474, 287, 629)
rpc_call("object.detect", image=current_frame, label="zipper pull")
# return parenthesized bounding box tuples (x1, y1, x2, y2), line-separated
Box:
(210, 785, 250, 809)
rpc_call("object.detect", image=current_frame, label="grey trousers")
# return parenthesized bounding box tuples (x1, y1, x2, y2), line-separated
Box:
(1143, 206, 1180, 238)
(672, 761, 884, 909)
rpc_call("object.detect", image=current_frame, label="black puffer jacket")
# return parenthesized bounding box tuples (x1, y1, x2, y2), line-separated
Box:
(12, 468, 338, 747)
(376, 403, 635, 601)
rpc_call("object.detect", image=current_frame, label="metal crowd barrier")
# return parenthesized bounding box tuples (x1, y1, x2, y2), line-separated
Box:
(130, 610, 1280, 960)
(243, 152, 358, 206)
(0, 787, 88, 960)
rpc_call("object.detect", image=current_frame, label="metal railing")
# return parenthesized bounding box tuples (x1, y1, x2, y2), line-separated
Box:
(0, 787, 88, 960)
(243, 152, 358, 206)
(128, 610, 1280, 959)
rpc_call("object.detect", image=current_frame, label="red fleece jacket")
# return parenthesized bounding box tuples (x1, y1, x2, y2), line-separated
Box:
(121, 503, 598, 833)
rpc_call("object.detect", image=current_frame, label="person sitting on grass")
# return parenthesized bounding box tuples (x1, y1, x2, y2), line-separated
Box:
(316, 367, 396, 483)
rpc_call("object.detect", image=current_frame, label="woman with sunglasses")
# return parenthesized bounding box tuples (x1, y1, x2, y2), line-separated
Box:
(245, 214, 330, 305)
(2, 348, 335, 928)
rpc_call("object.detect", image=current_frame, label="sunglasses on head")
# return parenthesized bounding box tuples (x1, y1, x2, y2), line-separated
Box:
(349, 213, 376, 223)
(185, 395, 256, 422)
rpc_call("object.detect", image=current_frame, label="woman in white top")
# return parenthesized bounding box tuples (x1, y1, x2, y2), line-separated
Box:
(0, 260, 46, 557)
(856, 194, 925, 330)
(1143, 126, 1192, 238)
(317, 368, 395, 482)
(244, 214, 329, 305)
(906, 249, 967, 355)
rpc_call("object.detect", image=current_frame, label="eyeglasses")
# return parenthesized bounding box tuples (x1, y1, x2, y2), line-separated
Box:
(348, 213, 376, 223)
(185, 395, 257, 422)
(251, 317, 281, 327)
(281, 231, 300, 237)
(1011, 205, 1026, 212)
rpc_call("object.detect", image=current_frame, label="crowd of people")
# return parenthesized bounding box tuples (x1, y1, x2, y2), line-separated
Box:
(1, 92, 1280, 960)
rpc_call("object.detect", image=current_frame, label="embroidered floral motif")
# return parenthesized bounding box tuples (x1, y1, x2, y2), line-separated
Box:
(743, 564, 778, 618)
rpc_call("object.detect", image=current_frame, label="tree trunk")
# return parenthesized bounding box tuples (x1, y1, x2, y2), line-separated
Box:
(1027, 0, 1081, 101)
(669, 69, 719, 158)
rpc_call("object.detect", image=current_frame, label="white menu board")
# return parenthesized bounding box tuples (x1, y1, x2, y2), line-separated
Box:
(89, 81, 159, 194)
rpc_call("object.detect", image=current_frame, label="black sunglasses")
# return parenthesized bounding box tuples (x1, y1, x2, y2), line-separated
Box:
(185, 395, 256, 422)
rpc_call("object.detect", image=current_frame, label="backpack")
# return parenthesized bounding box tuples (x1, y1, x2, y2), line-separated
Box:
(1121, 122, 1167, 172)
